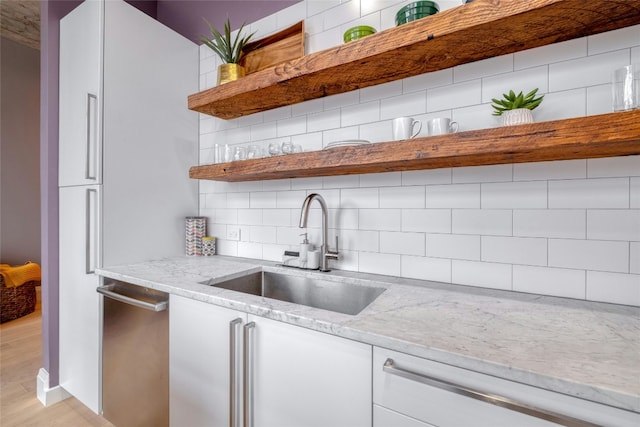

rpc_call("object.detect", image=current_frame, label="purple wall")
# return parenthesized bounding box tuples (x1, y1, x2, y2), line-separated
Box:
(41, 0, 298, 389)
(157, 0, 298, 44)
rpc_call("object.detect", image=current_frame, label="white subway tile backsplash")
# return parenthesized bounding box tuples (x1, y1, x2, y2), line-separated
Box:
(227, 193, 250, 209)
(263, 209, 292, 227)
(381, 90, 427, 119)
(453, 164, 512, 184)
(513, 266, 586, 300)
(359, 209, 401, 231)
(380, 186, 424, 208)
(454, 55, 513, 83)
(276, 190, 307, 208)
(586, 271, 640, 306)
(452, 260, 512, 290)
(380, 231, 425, 256)
(402, 256, 452, 283)
(428, 80, 481, 112)
(250, 192, 277, 209)
(451, 104, 494, 132)
(588, 24, 640, 55)
(482, 236, 547, 267)
(632, 178, 640, 209)
(324, 174, 360, 189)
(341, 100, 381, 127)
(514, 210, 585, 239)
(482, 181, 547, 209)
(249, 226, 277, 244)
(427, 184, 480, 208)
(631, 243, 640, 274)
(452, 210, 512, 236)
(587, 210, 640, 241)
(339, 229, 379, 252)
(238, 209, 262, 225)
(549, 178, 629, 209)
(402, 169, 452, 186)
(402, 209, 451, 233)
(587, 156, 640, 178)
(360, 173, 402, 188)
(360, 80, 403, 102)
(277, 116, 307, 137)
(403, 69, 453, 93)
(238, 241, 262, 259)
(427, 234, 480, 261)
(586, 84, 613, 116)
(359, 120, 393, 143)
(358, 251, 401, 276)
(342, 187, 379, 208)
(549, 50, 630, 92)
(534, 89, 586, 122)
(549, 239, 629, 273)
(197, 4, 640, 306)
(513, 160, 586, 181)
(481, 66, 548, 104)
(514, 38, 586, 70)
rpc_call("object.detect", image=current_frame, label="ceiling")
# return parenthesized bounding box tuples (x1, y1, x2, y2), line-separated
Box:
(1, 0, 40, 50)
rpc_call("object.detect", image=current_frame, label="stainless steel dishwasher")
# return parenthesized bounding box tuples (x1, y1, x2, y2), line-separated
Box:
(97, 280, 169, 427)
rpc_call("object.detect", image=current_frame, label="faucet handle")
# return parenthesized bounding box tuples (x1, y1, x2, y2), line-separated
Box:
(334, 235, 339, 252)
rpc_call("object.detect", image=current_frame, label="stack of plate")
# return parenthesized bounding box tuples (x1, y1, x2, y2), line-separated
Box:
(343, 26, 377, 43)
(395, 1, 439, 26)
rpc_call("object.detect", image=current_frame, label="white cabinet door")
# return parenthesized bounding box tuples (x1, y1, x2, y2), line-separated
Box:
(59, 185, 101, 413)
(170, 295, 246, 427)
(248, 315, 372, 427)
(374, 405, 434, 427)
(373, 347, 640, 427)
(58, 0, 102, 187)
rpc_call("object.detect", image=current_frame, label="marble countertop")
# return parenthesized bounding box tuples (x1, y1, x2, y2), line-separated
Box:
(96, 255, 640, 413)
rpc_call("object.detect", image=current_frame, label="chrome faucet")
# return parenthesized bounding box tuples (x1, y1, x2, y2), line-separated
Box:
(299, 193, 338, 272)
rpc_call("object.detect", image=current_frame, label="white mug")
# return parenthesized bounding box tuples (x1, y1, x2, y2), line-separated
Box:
(392, 117, 422, 140)
(427, 118, 459, 136)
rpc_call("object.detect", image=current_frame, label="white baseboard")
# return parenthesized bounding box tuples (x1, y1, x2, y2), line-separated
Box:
(37, 368, 71, 407)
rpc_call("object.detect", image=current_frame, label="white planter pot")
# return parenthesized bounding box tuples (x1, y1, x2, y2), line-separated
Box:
(500, 108, 534, 126)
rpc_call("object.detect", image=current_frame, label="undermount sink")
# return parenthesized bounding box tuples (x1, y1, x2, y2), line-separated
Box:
(201, 271, 385, 315)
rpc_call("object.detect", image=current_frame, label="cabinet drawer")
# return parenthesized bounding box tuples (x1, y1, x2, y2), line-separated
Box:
(373, 347, 639, 427)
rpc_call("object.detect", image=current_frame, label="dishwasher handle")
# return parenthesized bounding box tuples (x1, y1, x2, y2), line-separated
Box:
(97, 284, 168, 312)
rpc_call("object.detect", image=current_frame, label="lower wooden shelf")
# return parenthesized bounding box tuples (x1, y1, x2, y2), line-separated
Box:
(189, 110, 640, 182)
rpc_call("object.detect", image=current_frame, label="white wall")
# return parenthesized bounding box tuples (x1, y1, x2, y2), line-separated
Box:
(197, 0, 640, 306)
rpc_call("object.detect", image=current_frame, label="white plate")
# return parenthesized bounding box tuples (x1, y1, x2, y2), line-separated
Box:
(323, 139, 370, 149)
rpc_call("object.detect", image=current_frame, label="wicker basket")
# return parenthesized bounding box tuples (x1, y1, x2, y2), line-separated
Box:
(0, 274, 37, 323)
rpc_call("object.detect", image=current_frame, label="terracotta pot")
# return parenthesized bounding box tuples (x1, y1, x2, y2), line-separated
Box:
(500, 108, 534, 126)
(217, 63, 246, 85)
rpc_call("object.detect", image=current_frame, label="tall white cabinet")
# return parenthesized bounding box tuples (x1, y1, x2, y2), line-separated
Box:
(58, 0, 198, 413)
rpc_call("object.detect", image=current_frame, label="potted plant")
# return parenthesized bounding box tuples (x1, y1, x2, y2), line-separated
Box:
(491, 88, 544, 126)
(201, 17, 255, 85)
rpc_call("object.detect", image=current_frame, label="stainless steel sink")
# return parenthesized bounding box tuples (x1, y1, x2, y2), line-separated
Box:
(202, 271, 385, 315)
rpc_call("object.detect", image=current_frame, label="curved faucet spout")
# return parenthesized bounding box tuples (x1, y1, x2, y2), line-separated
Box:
(298, 193, 338, 271)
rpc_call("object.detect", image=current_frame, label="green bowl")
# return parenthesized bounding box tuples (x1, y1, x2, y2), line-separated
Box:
(343, 25, 377, 43)
(396, 2, 439, 26)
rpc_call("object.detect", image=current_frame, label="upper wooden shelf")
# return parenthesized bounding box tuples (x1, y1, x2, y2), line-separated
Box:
(189, 110, 640, 182)
(188, 0, 640, 120)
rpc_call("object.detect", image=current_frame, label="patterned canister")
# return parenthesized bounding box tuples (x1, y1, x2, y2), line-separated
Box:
(202, 236, 216, 256)
(185, 217, 206, 256)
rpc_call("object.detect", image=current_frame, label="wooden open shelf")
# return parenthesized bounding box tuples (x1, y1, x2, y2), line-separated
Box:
(189, 110, 640, 182)
(188, 0, 640, 120)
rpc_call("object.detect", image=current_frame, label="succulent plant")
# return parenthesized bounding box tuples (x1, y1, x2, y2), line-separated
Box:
(491, 88, 544, 116)
(201, 17, 255, 64)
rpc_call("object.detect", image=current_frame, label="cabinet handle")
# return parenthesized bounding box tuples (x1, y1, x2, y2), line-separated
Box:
(229, 318, 243, 427)
(382, 359, 601, 427)
(85, 188, 98, 274)
(85, 93, 98, 180)
(243, 322, 256, 427)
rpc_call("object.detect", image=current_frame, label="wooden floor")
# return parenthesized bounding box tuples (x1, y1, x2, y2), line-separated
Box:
(0, 300, 113, 427)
